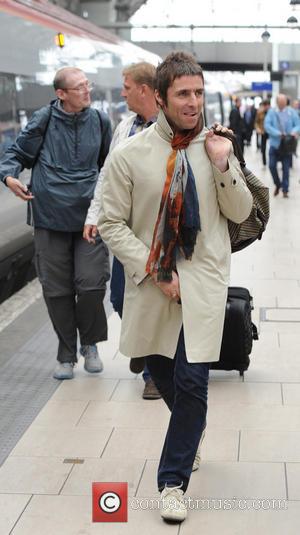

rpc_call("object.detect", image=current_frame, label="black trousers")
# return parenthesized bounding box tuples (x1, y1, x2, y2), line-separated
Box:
(34, 229, 110, 363)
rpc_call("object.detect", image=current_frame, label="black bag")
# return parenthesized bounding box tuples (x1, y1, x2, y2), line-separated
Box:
(210, 287, 258, 376)
(278, 134, 297, 156)
(212, 128, 270, 253)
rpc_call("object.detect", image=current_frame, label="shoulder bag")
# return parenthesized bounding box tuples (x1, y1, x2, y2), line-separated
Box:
(212, 128, 270, 253)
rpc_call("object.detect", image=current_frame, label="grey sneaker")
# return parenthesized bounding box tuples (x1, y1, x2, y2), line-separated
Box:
(53, 362, 74, 380)
(160, 485, 187, 523)
(192, 429, 206, 472)
(80, 345, 103, 373)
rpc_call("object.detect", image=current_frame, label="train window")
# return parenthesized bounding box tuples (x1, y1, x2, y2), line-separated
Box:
(0, 74, 19, 156)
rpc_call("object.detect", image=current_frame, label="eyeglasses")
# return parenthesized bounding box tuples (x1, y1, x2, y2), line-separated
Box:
(64, 81, 95, 92)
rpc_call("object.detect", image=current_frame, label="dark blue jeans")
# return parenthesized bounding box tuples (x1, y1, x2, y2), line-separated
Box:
(269, 146, 290, 193)
(110, 256, 150, 382)
(146, 330, 209, 492)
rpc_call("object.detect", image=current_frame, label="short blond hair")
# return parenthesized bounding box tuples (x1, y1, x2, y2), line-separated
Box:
(122, 62, 156, 90)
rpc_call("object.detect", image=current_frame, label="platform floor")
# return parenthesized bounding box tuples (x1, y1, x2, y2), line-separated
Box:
(1, 144, 300, 534)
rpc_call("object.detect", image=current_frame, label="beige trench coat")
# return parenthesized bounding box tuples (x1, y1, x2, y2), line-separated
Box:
(98, 111, 253, 363)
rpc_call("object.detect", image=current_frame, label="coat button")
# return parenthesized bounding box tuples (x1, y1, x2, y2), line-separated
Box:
(220, 182, 225, 187)
(233, 179, 237, 185)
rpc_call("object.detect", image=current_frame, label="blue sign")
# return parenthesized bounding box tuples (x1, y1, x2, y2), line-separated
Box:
(280, 61, 290, 71)
(251, 82, 273, 92)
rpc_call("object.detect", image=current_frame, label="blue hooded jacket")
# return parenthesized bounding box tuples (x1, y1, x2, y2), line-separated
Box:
(264, 106, 300, 149)
(0, 100, 111, 231)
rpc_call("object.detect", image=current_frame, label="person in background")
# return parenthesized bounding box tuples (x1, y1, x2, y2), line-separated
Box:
(98, 51, 252, 523)
(264, 93, 300, 198)
(254, 99, 271, 166)
(84, 62, 161, 400)
(229, 96, 246, 154)
(291, 99, 300, 117)
(243, 103, 256, 146)
(0, 67, 111, 380)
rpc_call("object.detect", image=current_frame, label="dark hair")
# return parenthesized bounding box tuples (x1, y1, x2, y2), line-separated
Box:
(53, 67, 83, 90)
(156, 52, 204, 105)
(122, 62, 156, 90)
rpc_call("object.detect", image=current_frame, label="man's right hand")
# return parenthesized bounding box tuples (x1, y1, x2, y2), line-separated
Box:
(83, 224, 98, 244)
(5, 176, 34, 201)
(152, 270, 181, 301)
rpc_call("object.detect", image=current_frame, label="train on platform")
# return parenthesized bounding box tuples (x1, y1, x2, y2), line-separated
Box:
(0, 0, 232, 304)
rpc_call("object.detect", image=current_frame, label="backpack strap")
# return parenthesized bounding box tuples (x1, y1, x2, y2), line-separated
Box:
(96, 109, 112, 171)
(27, 105, 52, 225)
(32, 104, 52, 167)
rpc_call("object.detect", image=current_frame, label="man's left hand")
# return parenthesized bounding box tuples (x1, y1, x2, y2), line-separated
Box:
(83, 224, 98, 243)
(205, 124, 232, 173)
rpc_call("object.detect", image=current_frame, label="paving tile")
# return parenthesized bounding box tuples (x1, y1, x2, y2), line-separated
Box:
(61, 458, 145, 497)
(286, 463, 300, 500)
(10, 426, 113, 458)
(279, 332, 300, 350)
(78, 401, 169, 429)
(283, 384, 300, 405)
(209, 370, 244, 383)
(0, 493, 31, 535)
(110, 379, 150, 401)
(244, 364, 300, 383)
(240, 430, 300, 462)
(208, 404, 300, 432)
(266, 308, 300, 321)
(137, 460, 286, 500)
(101, 428, 166, 460)
(0, 457, 71, 494)
(30, 400, 89, 428)
(95, 352, 134, 380)
(259, 321, 300, 334)
(208, 382, 282, 405)
(10, 495, 179, 535)
(51, 378, 118, 402)
(180, 500, 298, 535)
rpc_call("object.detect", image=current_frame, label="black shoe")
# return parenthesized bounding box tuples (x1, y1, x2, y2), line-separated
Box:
(129, 357, 146, 374)
(142, 379, 162, 400)
(274, 186, 280, 196)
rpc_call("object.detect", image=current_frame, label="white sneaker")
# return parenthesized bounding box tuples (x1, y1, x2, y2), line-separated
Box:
(80, 345, 103, 373)
(160, 485, 187, 523)
(53, 362, 74, 380)
(192, 429, 206, 472)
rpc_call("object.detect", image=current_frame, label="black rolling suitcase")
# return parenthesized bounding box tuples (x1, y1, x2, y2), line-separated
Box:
(210, 287, 258, 376)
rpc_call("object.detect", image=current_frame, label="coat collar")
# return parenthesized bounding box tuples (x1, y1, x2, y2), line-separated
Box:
(155, 109, 208, 143)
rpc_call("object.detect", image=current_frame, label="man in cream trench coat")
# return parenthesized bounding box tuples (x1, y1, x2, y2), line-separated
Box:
(98, 52, 253, 523)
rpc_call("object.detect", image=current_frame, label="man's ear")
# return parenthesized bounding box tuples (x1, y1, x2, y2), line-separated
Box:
(56, 89, 65, 101)
(140, 83, 147, 96)
(155, 89, 164, 108)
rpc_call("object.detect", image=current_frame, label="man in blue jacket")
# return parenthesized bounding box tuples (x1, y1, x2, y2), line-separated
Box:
(264, 93, 300, 198)
(0, 67, 111, 380)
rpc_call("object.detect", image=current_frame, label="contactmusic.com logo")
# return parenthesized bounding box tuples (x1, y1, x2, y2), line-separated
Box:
(92, 482, 128, 522)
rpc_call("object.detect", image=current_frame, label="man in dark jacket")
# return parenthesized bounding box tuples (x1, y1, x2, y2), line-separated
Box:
(229, 97, 246, 154)
(0, 67, 112, 380)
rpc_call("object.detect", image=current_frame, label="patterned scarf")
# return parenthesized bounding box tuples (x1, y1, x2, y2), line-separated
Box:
(146, 123, 201, 282)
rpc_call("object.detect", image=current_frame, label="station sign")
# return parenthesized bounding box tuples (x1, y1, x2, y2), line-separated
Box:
(251, 82, 273, 92)
(279, 61, 290, 71)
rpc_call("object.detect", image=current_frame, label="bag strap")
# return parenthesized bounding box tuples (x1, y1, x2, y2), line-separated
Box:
(211, 127, 246, 168)
(35, 105, 52, 160)
(96, 109, 103, 171)
(275, 112, 284, 134)
(96, 109, 111, 171)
